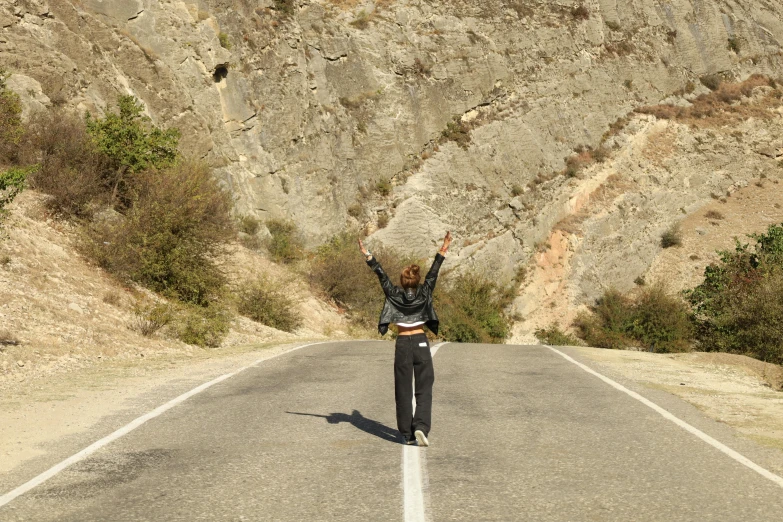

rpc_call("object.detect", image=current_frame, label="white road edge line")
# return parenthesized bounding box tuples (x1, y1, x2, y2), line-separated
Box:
(403, 341, 447, 522)
(0, 340, 334, 509)
(546, 345, 783, 489)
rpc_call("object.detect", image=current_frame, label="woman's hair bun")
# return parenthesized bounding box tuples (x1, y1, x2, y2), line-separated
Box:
(410, 264, 420, 276)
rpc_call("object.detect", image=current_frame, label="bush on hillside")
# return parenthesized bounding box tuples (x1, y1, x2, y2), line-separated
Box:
(25, 110, 111, 218)
(436, 273, 513, 344)
(309, 232, 416, 329)
(85, 95, 180, 206)
(237, 277, 302, 332)
(535, 323, 583, 346)
(85, 161, 234, 306)
(0, 165, 33, 214)
(574, 284, 693, 352)
(661, 223, 682, 248)
(0, 70, 23, 164)
(174, 302, 231, 348)
(266, 219, 304, 263)
(686, 223, 783, 363)
(130, 302, 173, 337)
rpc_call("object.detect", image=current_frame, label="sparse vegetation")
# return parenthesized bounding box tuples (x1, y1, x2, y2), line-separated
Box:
(273, 0, 295, 16)
(0, 166, 32, 215)
(0, 329, 20, 346)
(218, 32, 232, 50)
(309, 232, 416, 329)
(350, 10, 371, 29)
(570, 4, 590, 20)
(661, 223, 683, 248)
(535, 323, 582, 346)
(85, 161, 234, 306)
(174, 302, 231, 347)
(436, 273, 514, 344)
(0, 69, 23, 164)
(377, 212, 389, 229)
(375, 178, 392, 196)
(511, 184, 524, 197)
(25, 109, 110, 218)
(686, 223, 783, 364)
(237, 278, 302, 332)
(705, 210, 724, 220)
(574, 285, 693, 352)
(699, 74, 722, 91)
(266, 219, 304, 263)
(347, 203, 362, 218)
(606, 20, 621, 31)
(440, 117, 472, 150)
(238, 215, 261, 235)
(130, 302, 173, 337)
(727, 37, 740, 53)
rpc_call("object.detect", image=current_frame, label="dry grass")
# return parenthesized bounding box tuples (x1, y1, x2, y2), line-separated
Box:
(636, 74, 781, 127)
(0, 329, 20, 346)
(642, 127, 677, 166)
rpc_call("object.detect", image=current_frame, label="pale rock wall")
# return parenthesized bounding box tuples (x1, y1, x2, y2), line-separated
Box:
(2, 0, 783, 317)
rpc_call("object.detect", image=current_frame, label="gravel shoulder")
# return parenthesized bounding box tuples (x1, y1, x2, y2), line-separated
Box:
(571, 347, 783, 452)
(0, 340, 325, 476)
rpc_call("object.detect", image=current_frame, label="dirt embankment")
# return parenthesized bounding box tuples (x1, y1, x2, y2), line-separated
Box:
(0, 191, 348, 392)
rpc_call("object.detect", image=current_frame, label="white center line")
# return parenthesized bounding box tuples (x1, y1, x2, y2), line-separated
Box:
(403, 341, 447, 522)
(0, 340, 334, 509)
(546, 345, 783, 489)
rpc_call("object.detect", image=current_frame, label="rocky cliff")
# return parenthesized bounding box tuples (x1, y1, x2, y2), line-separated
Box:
(3, 0, 783, 338)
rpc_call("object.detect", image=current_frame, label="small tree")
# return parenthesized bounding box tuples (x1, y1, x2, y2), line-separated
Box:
(86, 95, 180, 204)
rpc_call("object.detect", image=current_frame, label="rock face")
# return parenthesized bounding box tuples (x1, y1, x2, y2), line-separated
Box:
(3, 0, 783, 336)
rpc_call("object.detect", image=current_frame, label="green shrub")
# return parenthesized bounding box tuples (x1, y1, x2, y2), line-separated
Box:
(0, 70, 23, 163)
(574, 285, 693, 352)
(237, 278, 302, 332)
(218, 32, 232, 49)
(130, 302, 173, 337)
(85, 162, 233, 305)
(309, 232, 415, 329)
(441, 117, 471, 150)
(660, 223, 682, 248)
(511, 184, 524, 197)
(436, 273, 513, 344)
(266, 219, 304, 263)
(687, 223, 783, 363)
(535, 323, 582, 346)
(0, 165, 33, 214)
(375, 178, 392, 196)
(86, 95, 180, 205)
(175, 303, 231, 347)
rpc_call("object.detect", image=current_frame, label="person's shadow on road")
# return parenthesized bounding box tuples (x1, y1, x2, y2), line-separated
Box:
(286, 409, 401, 444)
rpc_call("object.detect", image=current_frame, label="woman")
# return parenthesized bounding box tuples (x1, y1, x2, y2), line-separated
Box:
(358, 232, 452, 446)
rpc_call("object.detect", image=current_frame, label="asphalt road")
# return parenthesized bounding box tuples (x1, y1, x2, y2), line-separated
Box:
(2, 341, 783, 521)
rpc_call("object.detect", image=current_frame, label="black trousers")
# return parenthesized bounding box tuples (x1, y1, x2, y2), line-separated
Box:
(394, 333, 434, 439)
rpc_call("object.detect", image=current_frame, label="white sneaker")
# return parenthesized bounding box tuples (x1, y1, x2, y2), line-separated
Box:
(414, 430, 429, 447)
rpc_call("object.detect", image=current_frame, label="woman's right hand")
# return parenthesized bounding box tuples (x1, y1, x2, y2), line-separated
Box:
(358, 239, 370, 258)
(439, 231, 452, 255)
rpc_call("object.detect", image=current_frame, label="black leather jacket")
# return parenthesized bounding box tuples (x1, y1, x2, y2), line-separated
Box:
(366, 253, 445, 335)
